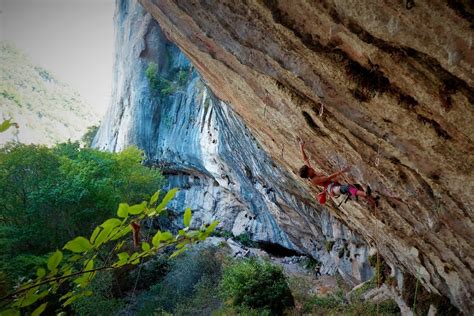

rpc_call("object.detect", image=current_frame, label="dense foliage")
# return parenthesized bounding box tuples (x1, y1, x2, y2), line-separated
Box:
(145, 62, 176, 96)
(0, 142, 164, 286)
(1, 185, 218, 315)
(219, 258, 294, 314)
(137, 246, 225, 315)
(80, 125, 100, 148)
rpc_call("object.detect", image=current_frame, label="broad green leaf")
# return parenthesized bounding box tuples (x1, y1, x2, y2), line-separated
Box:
(31, 302, 47, 316)
(160, 231, 173, 241)
(74, 260, 94, 288)
(141, 242, 150, 251)
(18, 290, 40, 308)
(47, 250, 63, 271)
(0, 309, 20, 316)
(63, 293, 82, 307)
(84, 259, 94, 271)
(114, 260, 128, 268)
(110, 226, 132, 241)
(170, 247, 187, 258)
(117, 203, 129, 218)
(150, 190, 160, 205)
(36, 268, 46, 278)
(131, 258, 140, 265)
(128, 201, 147, 215)
(89, 226, 101, 244)
(178, 229, 185, 236)
(0, 119, 12, 132)
(206, 220, 219, 234)
(152, 231, 162, 247)
(155, 188, 178, 213)
(183, 207, 192, 227)
(186, 230, 200, 238)
(176, 240, 190, 249)
(93, 226, 113, 246)
(37, 290, 49, 300)
(69, 254, 82, 262)
(62, 268, 73, 277)
(100, 218, 121, 229)
(117, 252, 129, 261)
(64, 236, 92, 253)
(115, 240, 125, 250)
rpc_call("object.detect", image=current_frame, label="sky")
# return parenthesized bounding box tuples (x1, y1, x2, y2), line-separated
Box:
(0, 0, 115, 116)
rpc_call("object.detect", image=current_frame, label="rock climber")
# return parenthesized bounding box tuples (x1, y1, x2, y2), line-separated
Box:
(297, 138, 377, 207)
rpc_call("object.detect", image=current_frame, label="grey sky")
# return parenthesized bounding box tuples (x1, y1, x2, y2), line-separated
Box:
(0, 0, 115, 116)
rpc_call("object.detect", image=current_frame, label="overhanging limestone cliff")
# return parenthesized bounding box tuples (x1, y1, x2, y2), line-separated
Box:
(94, 0, 374, 287)
(137, 0, 473, 312)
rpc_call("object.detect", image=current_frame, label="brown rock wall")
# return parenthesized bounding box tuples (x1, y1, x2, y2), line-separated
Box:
(138, 0, 473, 312)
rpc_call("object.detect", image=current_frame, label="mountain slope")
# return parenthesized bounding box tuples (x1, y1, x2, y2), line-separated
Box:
(0, 42, 99, 145)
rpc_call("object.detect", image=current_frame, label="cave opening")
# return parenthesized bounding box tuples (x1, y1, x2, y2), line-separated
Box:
(257, 241, 303, 257)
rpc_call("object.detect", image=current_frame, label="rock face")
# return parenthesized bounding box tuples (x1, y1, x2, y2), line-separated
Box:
(94, 0, 373, 285)
(134, 0, 473, 313)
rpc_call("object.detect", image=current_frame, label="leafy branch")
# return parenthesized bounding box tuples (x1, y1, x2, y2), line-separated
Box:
(0, 188, 218, 316)
(0, 119, 19, 133)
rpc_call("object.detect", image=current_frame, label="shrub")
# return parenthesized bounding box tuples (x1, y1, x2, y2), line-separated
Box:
(173, 275, 222, 315)
(145, 62, 176, 96)
(136, 246, 225, 315)
(177, 69, 190, 86)
(235, 233, 257, 248)
(304, 283, 401, 316)
(325, 240, 335, 252)
(300, 256, 319, 270)
(72, 270, 125, 316)
(303, 290, 345, 313)
(212, 229, 233, 239)
(212, 305, 271, 316)
(219, 258, 294, 314)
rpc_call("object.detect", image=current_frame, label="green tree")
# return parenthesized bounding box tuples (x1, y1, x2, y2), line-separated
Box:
(0, 142, 164, 283)
(80, 125, 100, 148)
(219, 258, 294, 315)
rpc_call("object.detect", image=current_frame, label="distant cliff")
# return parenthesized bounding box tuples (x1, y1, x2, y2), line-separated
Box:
(94, 0, 374, 285)
(0, 42, 99, 145)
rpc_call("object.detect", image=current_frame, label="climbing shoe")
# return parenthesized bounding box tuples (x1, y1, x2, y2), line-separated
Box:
(366, 185, 372, 197)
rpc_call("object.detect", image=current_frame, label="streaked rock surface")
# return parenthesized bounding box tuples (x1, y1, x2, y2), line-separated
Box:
(94, 0, 373, 285)
(135, 0, 473, 312)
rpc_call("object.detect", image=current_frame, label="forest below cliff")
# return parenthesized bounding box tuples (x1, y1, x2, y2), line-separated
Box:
(0, 127, 401, 315)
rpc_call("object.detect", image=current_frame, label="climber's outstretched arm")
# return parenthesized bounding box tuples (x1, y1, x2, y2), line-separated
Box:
(326, 167, 349, 181)
(310, 167, 348, 185)
(299, 139, 312, 168)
